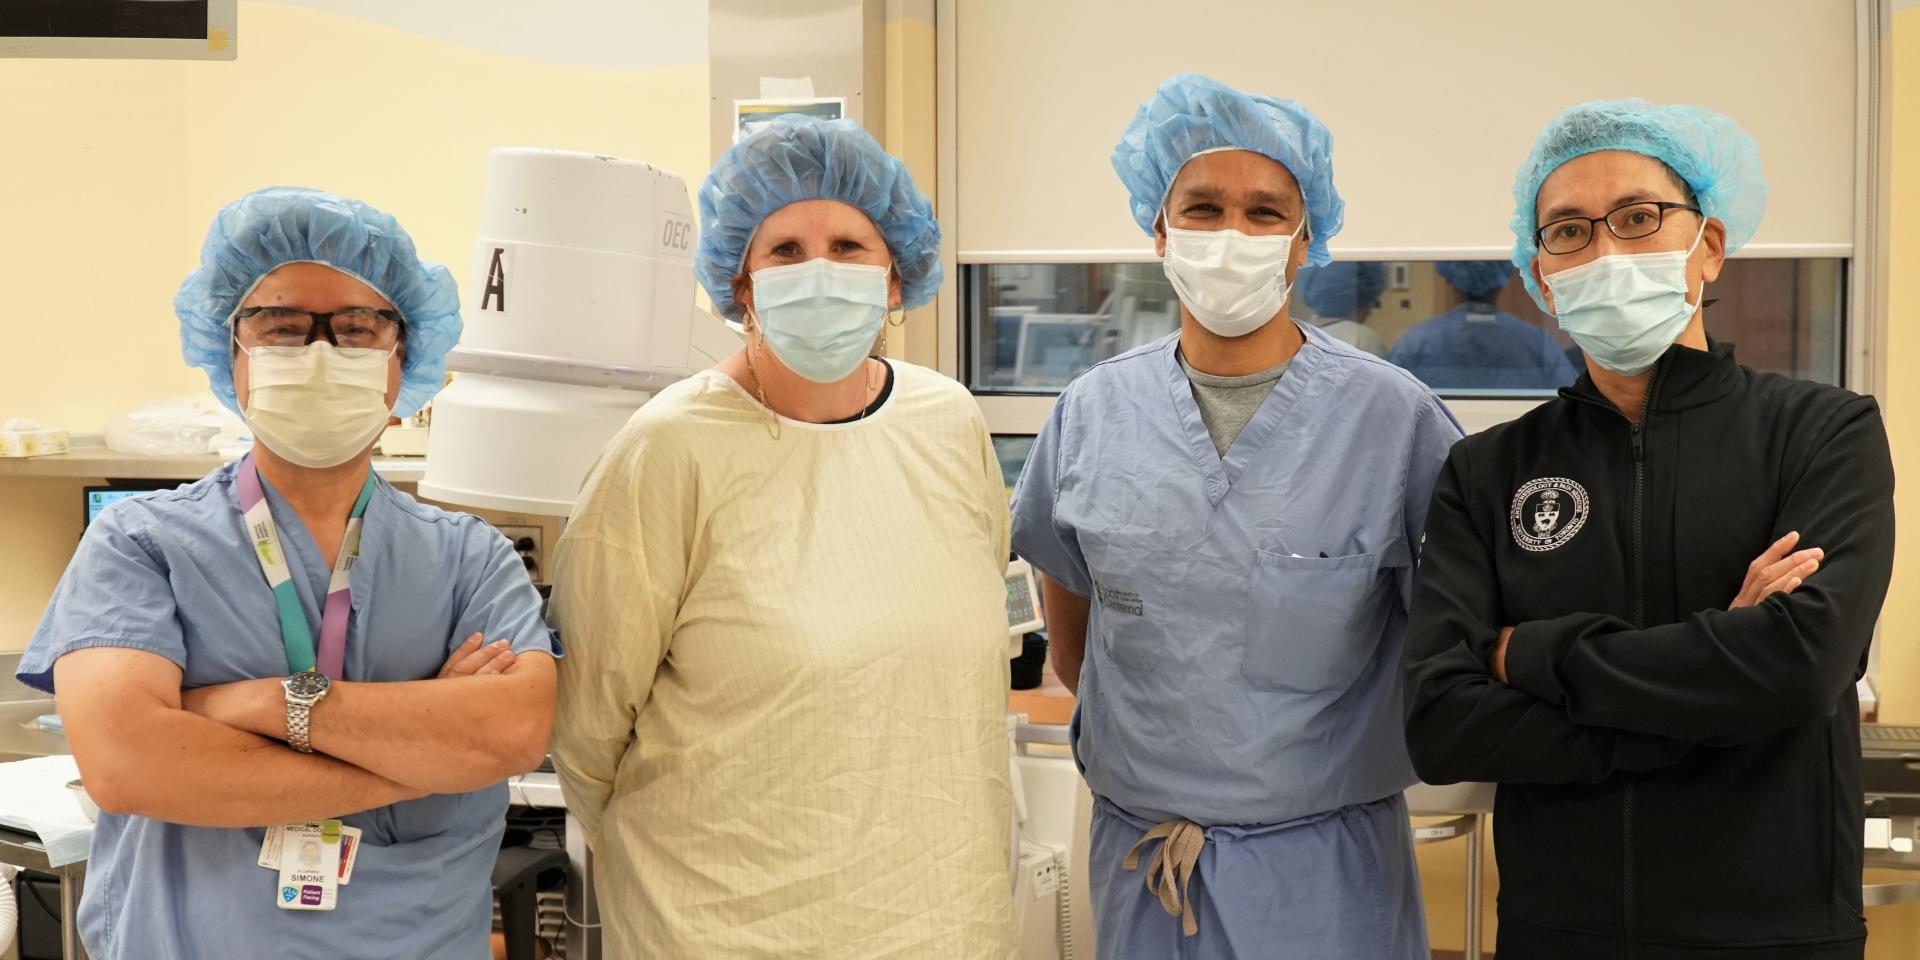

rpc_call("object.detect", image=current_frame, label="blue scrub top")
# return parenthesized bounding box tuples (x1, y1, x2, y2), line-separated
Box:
(1385, 305, 1578, 392)
(1012, 325, 1460, 827)
(19, 461, 558, 960)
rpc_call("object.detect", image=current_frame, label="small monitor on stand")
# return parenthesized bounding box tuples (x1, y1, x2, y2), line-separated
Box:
(82, 482, 178, 531)
(1005, 558, 1045, 658)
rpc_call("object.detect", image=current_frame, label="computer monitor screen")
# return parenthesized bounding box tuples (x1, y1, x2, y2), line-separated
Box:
(0, 0, 236, 60)
(83, 485, 170, 528)
(992, 435, 1037, 499)
(1004, 558, 1044, 639)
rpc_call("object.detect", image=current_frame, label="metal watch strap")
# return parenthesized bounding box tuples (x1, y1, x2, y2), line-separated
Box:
(286, 696, 316, 753)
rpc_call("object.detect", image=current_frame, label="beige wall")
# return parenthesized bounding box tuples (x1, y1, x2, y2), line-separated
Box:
(884, 0, 941, 369)
(0, 1, 709, 644)
(1864, 6, 1920, 949)
(1878, 7, 1920, 730)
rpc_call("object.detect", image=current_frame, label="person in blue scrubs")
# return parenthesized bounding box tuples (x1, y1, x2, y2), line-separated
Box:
(1387, 260, 1577, 391)
(19, 188, 559, 960)
(1296, 260, 1389, 357)
(1011, 73, 1461, 959)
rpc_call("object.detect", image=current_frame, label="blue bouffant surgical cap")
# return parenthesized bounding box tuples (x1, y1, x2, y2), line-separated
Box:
(695, 115, 941, 320)
(1296, 261, 1386, 319)
(1435, 260, 1515, 299)
(1510, 99, 1766, 309)
(1111, 73, 1343, 266)
(175, 187, 462, 418)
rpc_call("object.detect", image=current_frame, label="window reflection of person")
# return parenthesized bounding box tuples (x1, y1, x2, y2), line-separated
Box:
(1385, 260, 1578, 391)
(1294, 261, 1388, 357)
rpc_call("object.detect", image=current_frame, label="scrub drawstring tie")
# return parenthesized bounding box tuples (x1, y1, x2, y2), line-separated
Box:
(1122, 818, 1207, 937)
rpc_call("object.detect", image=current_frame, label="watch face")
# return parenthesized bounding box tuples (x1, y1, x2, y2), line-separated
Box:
(284, 672, 330, 698)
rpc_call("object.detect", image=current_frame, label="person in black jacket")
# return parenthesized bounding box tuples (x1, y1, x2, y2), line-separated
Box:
(1404, 98, 1896, 960)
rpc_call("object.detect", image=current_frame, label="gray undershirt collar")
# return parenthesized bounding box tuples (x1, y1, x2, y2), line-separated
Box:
(1178, 350, 1289, 456)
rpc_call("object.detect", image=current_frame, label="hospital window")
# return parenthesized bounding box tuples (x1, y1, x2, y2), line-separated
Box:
(961, 259, 1847, 398)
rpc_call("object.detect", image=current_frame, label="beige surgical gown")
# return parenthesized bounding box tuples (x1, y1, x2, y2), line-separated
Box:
(550, 361, 1016, 959)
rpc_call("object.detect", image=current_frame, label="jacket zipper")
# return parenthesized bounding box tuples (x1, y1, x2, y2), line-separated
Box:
(1621, 374, 1654, 959)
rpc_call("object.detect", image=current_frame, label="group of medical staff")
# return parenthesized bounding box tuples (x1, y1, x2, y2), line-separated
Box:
(17, 67, 1895, 960)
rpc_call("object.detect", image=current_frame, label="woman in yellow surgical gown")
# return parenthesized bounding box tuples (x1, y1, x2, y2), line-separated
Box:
(548, 115, 1016, 958)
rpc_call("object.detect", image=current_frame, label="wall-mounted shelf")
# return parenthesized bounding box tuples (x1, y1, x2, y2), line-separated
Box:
(0, 438, 427, 483)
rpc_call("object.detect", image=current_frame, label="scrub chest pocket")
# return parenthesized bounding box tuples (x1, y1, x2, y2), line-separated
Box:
(1244, 549, 1383, 693)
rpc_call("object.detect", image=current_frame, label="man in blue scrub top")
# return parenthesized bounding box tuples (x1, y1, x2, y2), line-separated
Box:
(1011, 74, 1461, 959)
(19, 188, 559, 960)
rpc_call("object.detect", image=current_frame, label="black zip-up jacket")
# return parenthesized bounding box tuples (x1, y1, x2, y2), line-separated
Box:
(1403, 340, 1895, 959)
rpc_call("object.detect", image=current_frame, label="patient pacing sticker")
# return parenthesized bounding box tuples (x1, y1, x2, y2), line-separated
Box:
(1510, 477, 1589, 553)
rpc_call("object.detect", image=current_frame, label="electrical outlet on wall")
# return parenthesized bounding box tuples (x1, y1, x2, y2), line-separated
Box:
(1031, 858, 1059, 898)
(495, 523, 545, 584)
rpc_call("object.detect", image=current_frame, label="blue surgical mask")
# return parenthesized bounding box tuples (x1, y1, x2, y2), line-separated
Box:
(1544, 222, 1706, 376)
(747, 259, 890, 383)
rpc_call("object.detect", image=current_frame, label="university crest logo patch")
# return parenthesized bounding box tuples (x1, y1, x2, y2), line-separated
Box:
(1510, 477, 1589, 552)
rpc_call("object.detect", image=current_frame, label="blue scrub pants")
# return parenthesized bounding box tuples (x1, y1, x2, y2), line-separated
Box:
(1089, 793, 1428, 960)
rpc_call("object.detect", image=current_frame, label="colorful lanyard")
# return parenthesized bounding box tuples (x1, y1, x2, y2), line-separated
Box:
(235, 454, 376, 678)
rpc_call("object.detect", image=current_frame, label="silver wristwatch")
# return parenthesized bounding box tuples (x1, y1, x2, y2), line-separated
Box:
(282, 671, 332, 754)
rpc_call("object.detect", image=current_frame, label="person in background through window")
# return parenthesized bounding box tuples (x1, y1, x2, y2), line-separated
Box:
(1295, 260, 1389, 356)
(1387, 260, 1577, 390)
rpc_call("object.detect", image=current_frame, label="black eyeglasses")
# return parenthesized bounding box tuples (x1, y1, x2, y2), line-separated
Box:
(1535, 201, 1702, 256)
(233, 306, 405, 350)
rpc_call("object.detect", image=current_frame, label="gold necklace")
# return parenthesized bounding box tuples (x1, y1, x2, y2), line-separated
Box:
(855, 357, 881, 421)
(744, 329, 780, 440)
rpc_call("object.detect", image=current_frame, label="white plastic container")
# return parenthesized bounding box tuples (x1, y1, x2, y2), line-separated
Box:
(460, 147, 696, 374)
(0, 419, 69, 458)
(420, 375, 650, 515)
(66, 779, 98, 823)
(421, 147, 701, 516)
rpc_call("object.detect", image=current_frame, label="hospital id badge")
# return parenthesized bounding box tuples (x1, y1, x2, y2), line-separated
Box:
(274, 820, 342, 910)
(259, 822, 362, 884)
(260, 822, 361, 883)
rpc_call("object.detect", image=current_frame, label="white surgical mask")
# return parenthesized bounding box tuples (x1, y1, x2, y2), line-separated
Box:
(748, 258, 890, 383)
(1544, 222, 1706, 376)
(1161, 218, 1304, 338)
(241, 341, 394, 468)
